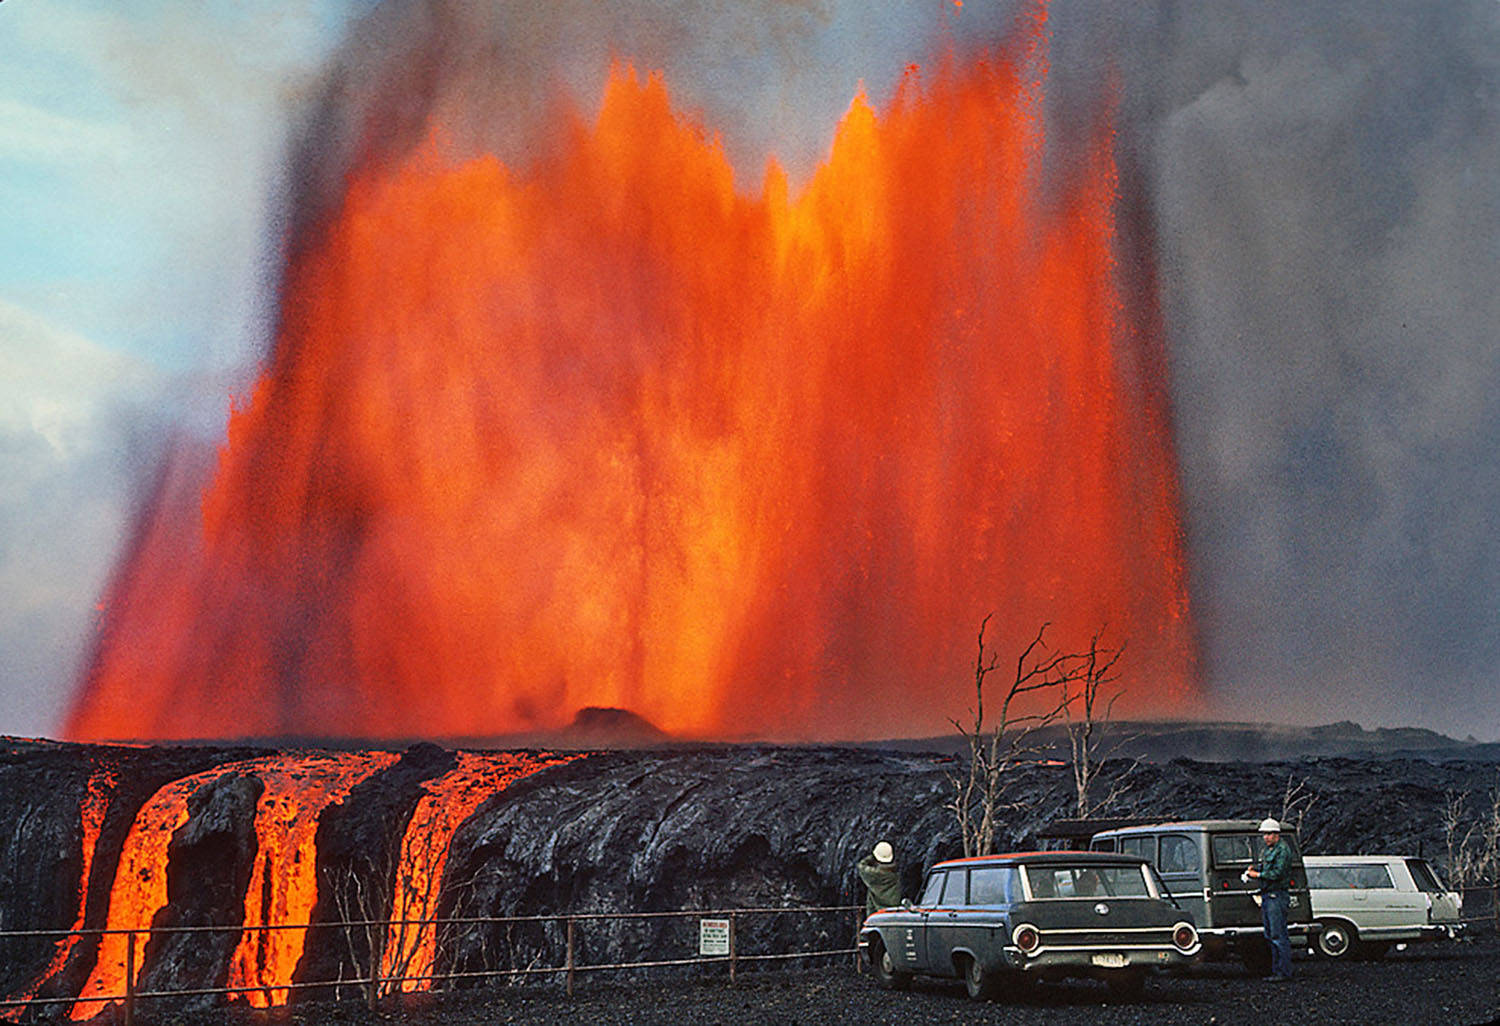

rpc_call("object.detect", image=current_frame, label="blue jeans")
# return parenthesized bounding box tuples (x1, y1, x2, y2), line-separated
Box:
(1261, 889, 1292, 977)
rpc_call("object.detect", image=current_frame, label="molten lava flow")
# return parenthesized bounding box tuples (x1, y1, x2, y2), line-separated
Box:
(380, 752, 577, 992)
(224, 751, 398, 1007)
(1, 767, 114, 1022)
(69, 752, 393, 1020)
(68, 9, 1197, 743)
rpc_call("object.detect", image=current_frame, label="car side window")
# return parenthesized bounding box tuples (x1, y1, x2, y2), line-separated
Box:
(1120, 836, 1157, 863)
(1306, 866, 1338, 889)
(941, 869, 968, 906)
(969, 866, 1015, 905)
(1092, 837, 1117, 852)
(921, 872, 946, 906)
(1351, 865, 1395, 890)
(1159, 835, 1199, 875)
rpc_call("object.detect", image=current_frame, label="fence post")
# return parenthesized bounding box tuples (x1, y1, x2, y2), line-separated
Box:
(1492, 884, 1498, 935)
(368, 917, 383, 1011)
(123, 931, 135, 1026)
(853, 909, 862, 972)
(728, 913, 737, 984)
(565, 918, 575, 997)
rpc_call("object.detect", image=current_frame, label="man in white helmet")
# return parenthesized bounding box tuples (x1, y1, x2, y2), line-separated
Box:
(1246, 817, 1293, 980)
(857, 841, 903, 917)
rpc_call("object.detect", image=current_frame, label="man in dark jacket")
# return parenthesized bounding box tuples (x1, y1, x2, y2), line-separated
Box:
(857, 841, 903, 916)
(1247, 817, 1293, 980)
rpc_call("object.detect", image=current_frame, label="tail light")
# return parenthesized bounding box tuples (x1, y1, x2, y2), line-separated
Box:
(1013, 925, 1040, 953)
(1172, 923, 1198, 951)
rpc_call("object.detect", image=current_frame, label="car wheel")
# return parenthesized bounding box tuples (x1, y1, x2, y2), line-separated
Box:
(963, 955, 998, 1001)
(1105, 969, 1146, 1000)
(1315, 919, 1355, 959)
(869, 936, 911, 991)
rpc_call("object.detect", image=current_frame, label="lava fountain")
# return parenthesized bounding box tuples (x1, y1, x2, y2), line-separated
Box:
(67, 10, 1196, 743)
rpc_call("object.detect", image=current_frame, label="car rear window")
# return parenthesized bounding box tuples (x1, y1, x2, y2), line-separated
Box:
(1407, 859, 1445, 893)
(1306, 864, 1394, 889)
(1211, 832, 1301, 866)
(1026, 864, 1150, 899)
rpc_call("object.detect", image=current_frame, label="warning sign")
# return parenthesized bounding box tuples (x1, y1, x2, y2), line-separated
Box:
(699, 918, 730, 956)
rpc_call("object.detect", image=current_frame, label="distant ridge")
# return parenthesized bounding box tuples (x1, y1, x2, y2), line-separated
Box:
(854, 719, 1500, 763)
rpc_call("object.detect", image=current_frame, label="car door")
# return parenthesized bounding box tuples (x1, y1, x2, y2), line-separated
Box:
(926, 868, 968, 974)
(1157, 833, 1207, 927)
(1346, 863, 1411, 932)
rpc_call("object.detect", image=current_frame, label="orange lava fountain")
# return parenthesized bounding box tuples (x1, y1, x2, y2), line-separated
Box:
(1, 767, 114, 1021)
(69, 752, 393, 1020)
(67, 12, 1196, 743)
(380, 752, 578, 992)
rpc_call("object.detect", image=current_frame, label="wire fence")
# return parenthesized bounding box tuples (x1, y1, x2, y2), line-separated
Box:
(0, 904, 865, 1024)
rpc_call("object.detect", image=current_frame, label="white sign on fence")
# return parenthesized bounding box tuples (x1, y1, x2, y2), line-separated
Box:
(699, 918, 731, 956)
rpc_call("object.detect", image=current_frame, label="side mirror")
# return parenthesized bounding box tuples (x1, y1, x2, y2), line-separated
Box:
(902, 898, 913, 909)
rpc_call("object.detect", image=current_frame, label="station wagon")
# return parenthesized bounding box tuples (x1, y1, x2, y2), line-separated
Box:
(1304, 854, 1464, 959)
(859, 851, 1200, 1001)
(1088, 819, 1316, 973)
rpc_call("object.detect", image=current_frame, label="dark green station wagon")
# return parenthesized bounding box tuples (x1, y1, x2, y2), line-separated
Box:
(859, 851, 1200, 1001)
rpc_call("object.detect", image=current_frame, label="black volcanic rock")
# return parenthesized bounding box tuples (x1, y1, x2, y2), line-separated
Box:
(2, 737, 1499, 1017)
(140, 773, 264, 1010)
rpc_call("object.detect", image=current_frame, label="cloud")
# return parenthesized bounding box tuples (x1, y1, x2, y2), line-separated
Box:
(0, 301, 164, 737)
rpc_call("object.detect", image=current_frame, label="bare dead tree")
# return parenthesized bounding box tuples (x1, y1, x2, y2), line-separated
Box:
(1278, 774, 1319, 839)
(1060, 629, 1130, 819)
(945, 616, 1092, 857)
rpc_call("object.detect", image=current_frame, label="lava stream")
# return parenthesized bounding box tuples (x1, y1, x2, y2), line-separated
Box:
(380, 752, 578, 992)
(69, 752, 394, 1020)
(1, 767, 114, 1021)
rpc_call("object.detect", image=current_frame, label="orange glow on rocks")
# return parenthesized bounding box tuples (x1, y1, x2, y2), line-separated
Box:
(67, 18, 1196, 743)
(69, 753, 393, 1019)
(224, 752, 398, 1007)
(1, 767, 114, 1022)
(381, 752, 577, 992)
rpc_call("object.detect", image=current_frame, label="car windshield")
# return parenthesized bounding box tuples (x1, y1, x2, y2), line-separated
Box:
(1025, 864, 1151, 899)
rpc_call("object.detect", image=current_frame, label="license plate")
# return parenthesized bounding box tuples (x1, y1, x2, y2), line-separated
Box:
(1091, 952, 1127, 969)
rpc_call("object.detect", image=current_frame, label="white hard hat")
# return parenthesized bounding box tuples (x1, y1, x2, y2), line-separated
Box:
(873, 841, 895, 864)
(1258, 818, 1282, 833)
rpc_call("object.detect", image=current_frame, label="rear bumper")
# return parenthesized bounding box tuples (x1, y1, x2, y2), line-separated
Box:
(1002, 943, 1200, 975)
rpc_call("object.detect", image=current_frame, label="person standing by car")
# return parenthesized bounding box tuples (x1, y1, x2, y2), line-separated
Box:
(1246, 817, 1293, 980)
(857, 841, 903, 917)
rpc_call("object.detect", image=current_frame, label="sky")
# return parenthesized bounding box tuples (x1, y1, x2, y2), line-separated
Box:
(2, 0, 1498, 741)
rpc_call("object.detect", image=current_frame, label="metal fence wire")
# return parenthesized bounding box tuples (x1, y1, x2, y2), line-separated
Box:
(0, 904, 865, 1024)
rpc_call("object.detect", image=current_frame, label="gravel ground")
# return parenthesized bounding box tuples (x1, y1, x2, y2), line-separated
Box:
(148, 934, 1500, 1026)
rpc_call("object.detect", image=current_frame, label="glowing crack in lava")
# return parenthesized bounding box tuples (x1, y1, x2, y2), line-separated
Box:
(69, 752, 394, 1020)
(1, 767, 114, 1022)
(68, 19, 1196, 742)
(380, 752, 579, 992)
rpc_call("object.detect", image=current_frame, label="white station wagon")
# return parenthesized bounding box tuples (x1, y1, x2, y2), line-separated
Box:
(1303, 855, 1464, 959)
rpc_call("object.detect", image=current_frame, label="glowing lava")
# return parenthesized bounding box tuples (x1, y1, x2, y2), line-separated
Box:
(68, 13, 1196, 743)
(380, 752, 578, 992)
(69, 752, 394, 1020)
(1, 767, 114, 1022)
